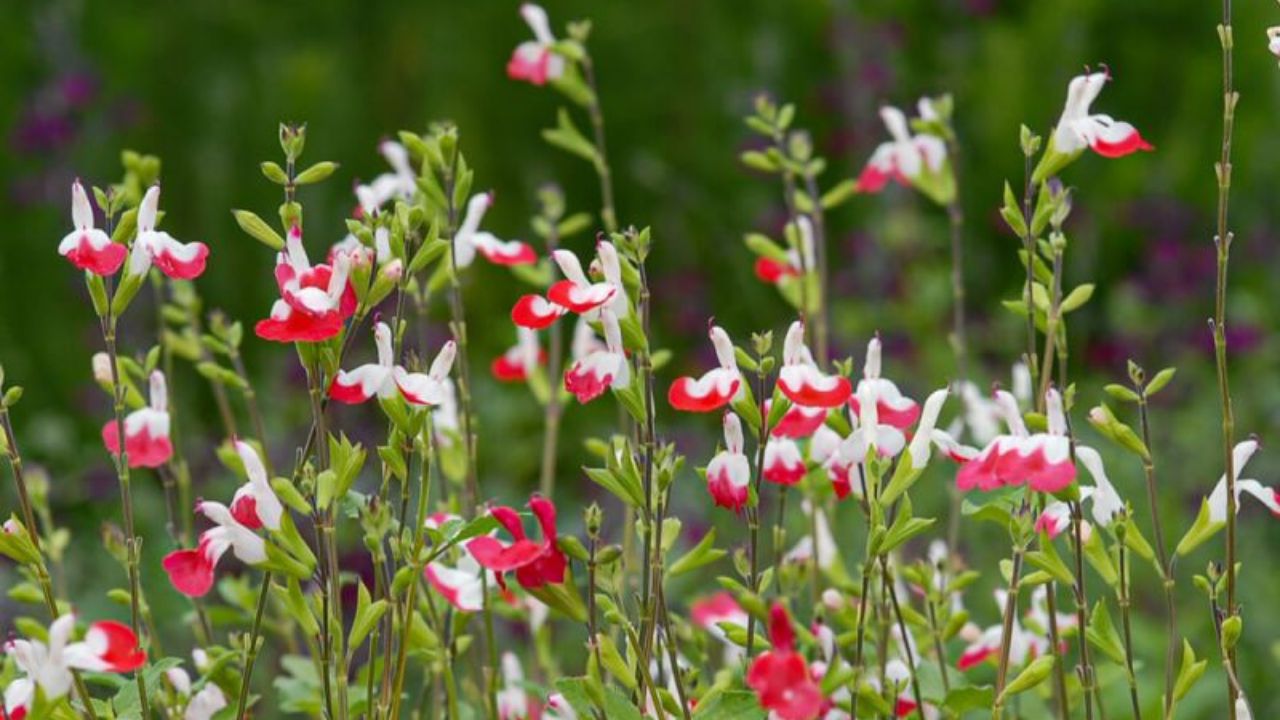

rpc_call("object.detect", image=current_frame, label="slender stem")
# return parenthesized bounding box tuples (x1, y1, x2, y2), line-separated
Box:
(581, 55, 618, 234)
(657, 572, 693, 720)
(389, 429, 434, 719)
(1071, 502, 1097, 720)
(802, 172, 830, 366)
(745, 368, 769, 657)
(1044, 581, 1071, 720)
(1019, 158, 1040, 393)
(235, 572, 274, 719)
(882, 558, 924, 719)
(992, 539, 1026, 718)
(1211, 2, 1240, 716)
(635, 253, 662, 679)
(1137, 393, 1179, 717)
(1118, 541, 1143, 720)
(924, 595, 951, 694)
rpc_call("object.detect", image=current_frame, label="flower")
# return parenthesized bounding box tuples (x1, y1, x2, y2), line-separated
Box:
(848, 337, 919, 430)
(1206, 439, 1279, 522)
(491, 327, 545, 382)
(255, 225, 356, 343)
(543, 693, 578, 720)
(1051, 70, 1154, 158)
(777, 322, 852, 408)
(1035, 446, 1125, 538)
(754, 216, 815, 285)
(905, 389, 976, 469)
(355, 140, 417, 214)
(668, 324, 742, 412)
(328, 321, 457, 406)
(563, 309, 628, 403)
(102, 370, 173, 468)
(507, 4, 566, 86)
(467, 495, 567, 592)
(162, 442, 281, 597)
(705, 412, 751, 512)
(770, 400, 828, 439)
(164, 659, 228, 720)
(1269, 27, 1280, 60)
(128, 185, 210, 279)
(957, 591, 1048, 671)
(496, 653, 532, 720)
(746, 604, 824, 720)
(425, 549, 497, 613)
(3, 614, 146, 719)
(763, 437, 807, 486)
(453, 193, 536, 268)
(58, 179, 126, 276)
(956, 388, 1076, 493)
(511, 294, 569, 329)
(855, 105, 947, 193)
(513, 241, 626, 329)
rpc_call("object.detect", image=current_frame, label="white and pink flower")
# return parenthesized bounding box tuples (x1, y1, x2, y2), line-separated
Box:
(848, 337, 919, 431)
(956, 388, 1076, 494)
(777, 321, 852, 408)
(1035, 445, 1124, 538)
(856, 106, 947, 193)
(563, 309, 628, 403)
(102, 370, 173, 469)
(128, 185, 210, 280)
(1049, 70, 1153, 160)
(355, 140, 417, 214)
(255, 225, 356, 343)
(491, 327, 545, 382)
(58, 179, 126, 276)
(507, 4, 566, 86)
(705, 412, 751, 512)
(329, 321, 457, 407)
(1206, 439, 1280, 523)
(454, 193, 536, 268)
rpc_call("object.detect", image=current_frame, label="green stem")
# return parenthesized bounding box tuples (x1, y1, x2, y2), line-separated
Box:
(1118, 542, 1143, 720)
(581, 55, 618, 234)
(1137, 394, 1179, 718)
(235, 573, 274, 719)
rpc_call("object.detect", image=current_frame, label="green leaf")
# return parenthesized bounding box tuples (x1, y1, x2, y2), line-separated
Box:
(232, 209, 285, 250)
(294, 161, 339, 185)
(669, 529, 727, 577)
(584, 466, 644, 508)
(997, 655, 1055, 702)
(1060, 283, 1095, 312)
(1145, 367, 1177, 396)
(1173, 639, 1208, 701)
(542, 108, 600, 164)
(1085, 601, 1127, 665)
(1103, 384, 1140, 403)
(943, 685, 995, 714)
(691, 690, 767, 720)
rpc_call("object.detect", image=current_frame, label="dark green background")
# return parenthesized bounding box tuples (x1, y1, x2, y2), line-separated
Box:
(2, 1, 1279, 717)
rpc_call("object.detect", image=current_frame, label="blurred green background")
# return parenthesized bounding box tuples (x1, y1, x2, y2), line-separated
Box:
(3, 0, 1280, 717)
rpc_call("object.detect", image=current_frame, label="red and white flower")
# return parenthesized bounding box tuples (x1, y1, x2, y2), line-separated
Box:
(507, 4, 566, 86)
(454, 193, 536, 268)
(496, 653, 534, 720)
(102, 370, 173, 469)
(543, 693, 578, 720)
(856, 106, 947, 193)
(763, 438, 807, 486)
(491, 327, 545, 382)
(783, 502, 838, 573)
(957, 591, 1048, 671)
(255, 225, 356, 343)
(848, 337, 919, 431)
(778, 322, 852, 408)
(3, 614, 146, 719)
(770, 400, 828, 439)
(127, 185, 210, 280)
(956, 388, 1076, 494)
(905, 389, 976, 469)
(1049, 70, 1153, 160)
(705, 412, 751, 512)
(1035, 446, 1124, 538)
(329, 321, 457, 406)
(755, 216, 815, 285)
(58, 179, 126, 276)
(513, 241, 625, 329)
(425, 549, 497, 613)
(1206, 439, 1280, 523)
(747, 604, 824, 720)
(164, 660, 228, 720)
(467, 495, 567, 592)
(162, 442, 281, 597)
(668, 324, 742, 412)
(563, 309, 628, 403)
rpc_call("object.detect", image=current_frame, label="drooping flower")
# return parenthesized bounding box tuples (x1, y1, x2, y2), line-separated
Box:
(770, 400, 828, 439)
(255, 225, 356, 343)
(746, 604, 824, 720)
(754, 216, 815, 285)
(763, 438, 807, 486)
(957, 591, 1048, 671)
(563, 309, 628, 403)
(128, 185, 210, 280)
(1035, 446, 1125, 538)
(425, 550, 496, 613)
(855, 106, 947, 194)
(904, 389, 977, 469)
(3, 614, 146, 719)
(453, 193, 536, 268)
(705, 412, 751, 512)
(668, 324, 742, 412)
(491, 327, 544, 382)
(848, 337, 919, 431)
(512, 241, 626, 329)
(507, 4, 566, 86)
(58, 179, 126, 276)
(777, 322, 852, 408)
(1049, 70, 1153, 160)
(467, 495, 567, 592)
(328, 321, 457, 406)
(162, 442, 281, 597)
(1206, 439, 1279, 522)
(956, 388, 1076, 494)
(354, 140, 417, 213)
(102, 370, 173, 468)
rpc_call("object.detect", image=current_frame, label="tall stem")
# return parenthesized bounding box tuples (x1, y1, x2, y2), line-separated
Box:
(1211, 2, 1240, 716)
(882, 558, 924, 719)
(1118, 542, 1143, 720)
(802, 172, 830, 366)
(1138, 394, 1178, 717)
(745, 368, 769, 656)
(582, 56, 618, 234)
(1071, 502, 1097, 720)
(235, 572, 274, 719)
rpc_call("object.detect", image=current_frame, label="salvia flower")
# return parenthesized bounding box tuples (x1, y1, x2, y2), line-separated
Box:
(162, 442, 282, 597)
(496, 652, 531, 720)
(1035, 446, 1125, 538)
(58, 179, 125, 276)
(512, 240, 626, 329)
(255, 225, 356, 343)
(668, 324, 742, 412)
(1035, 69, 1153, 182)
(425, 549, 497, 613)
(453, 193, 536, 268)
(164, 660, 228, 720)
(754, 216, 815, 285)
(855, 105, 947, 194)
(705, 412, 751, 512)
(769, 400, 828, 439)
(507, 4, 566, 86)
(128, 185, 210, 279)
(746, 604, 824, 720)
(957, 591, 1048, 671)
(354, 140, 416, 213)
(102, 370, 172, 468)
(849, 337, 919, 430)
(563, 309, 628, 403)
(1206, 439, 1279, 522)
(467, 495, 567, 592)
(491, 327, 544, 382)
(3, 614, 146, 719)
(763, 437, 807, 486)
(329, 321, 457, 406)
(956, 388, 1076, 493)
(778, 322, 852, 408)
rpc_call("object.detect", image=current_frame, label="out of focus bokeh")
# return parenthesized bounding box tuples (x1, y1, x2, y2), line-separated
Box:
(3, 0, 1280, 716)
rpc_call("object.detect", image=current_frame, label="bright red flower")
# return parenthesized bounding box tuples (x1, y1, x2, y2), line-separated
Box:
(58, 179, 126, 276)
(746, 604, 824, 720)
(255, 225, 357, 343)
(467, 495, 567, 591)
